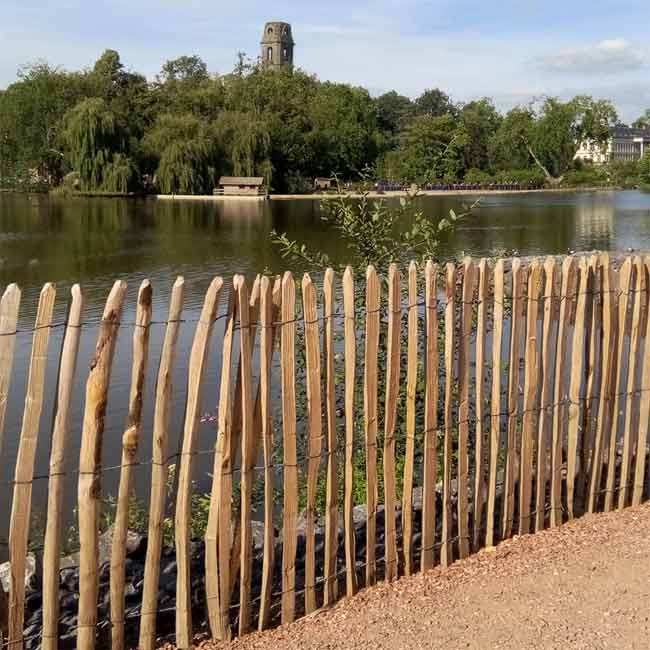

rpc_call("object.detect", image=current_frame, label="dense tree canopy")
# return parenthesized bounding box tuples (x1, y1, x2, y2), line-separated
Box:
(0, 49, 644, 192)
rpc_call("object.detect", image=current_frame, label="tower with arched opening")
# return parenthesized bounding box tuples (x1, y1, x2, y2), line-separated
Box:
(260, 22, 294, 68)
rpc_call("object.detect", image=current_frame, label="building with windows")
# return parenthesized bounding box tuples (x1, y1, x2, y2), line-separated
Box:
(575, 126, 650, 165)
(261, 22, 294, 68)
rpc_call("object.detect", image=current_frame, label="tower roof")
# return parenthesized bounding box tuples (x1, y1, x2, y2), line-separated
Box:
(261, 21, 294, 45)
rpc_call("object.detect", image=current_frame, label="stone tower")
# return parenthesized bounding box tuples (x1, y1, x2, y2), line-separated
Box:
(260, 22, 294, 68)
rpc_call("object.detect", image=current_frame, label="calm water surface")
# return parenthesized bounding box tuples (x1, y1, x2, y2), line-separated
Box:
(1, 189, 649, 549)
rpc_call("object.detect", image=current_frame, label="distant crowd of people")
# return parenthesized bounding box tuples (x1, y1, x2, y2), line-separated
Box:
(374, 180, 545, 192)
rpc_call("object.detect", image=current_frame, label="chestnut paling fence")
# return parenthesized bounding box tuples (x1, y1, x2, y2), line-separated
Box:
(0, 253, 649, 650)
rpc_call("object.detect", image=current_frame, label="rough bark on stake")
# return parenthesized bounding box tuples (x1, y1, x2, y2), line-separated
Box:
(42, 286, 83, 650)
(342, 267, 357, 596)
(0, 283, 21, 458)
(619, 257, 646, 510)
(473, 259, 488, 550)
(502, 259, 524, 540)
(205, 286, 237, 641)
(421, 261, 438, 570)
(441, 263, 456, 567)
(302, 273, 323, 615)
(535, 257, 557, 532)
(237, 277, 256, 635)
(565, 259, 591, 520)
(486, 260, 504, 548)
(383, 263, 401, 582)
(111, 280, 153, 650)
(258, 277, 282, 631)
(323, 268, 339, 605)
(139, 277, 185, 650)
(633, 257, 650, 506)
(550, 257, 577, 528)
(519, 261, 542, 535)
(175, 276, 223, 649)
(225, 276, 261, 600)
(605, 257, 633, 512)
(77, 280, 127, 650)
(402, 261, 418, 575)
(364, 265, 380, 586)
(457, 258, 475, 559)
(588, 256, 617, 513)
(281, 272, 298, 624)
(8, 283, 56, 650)
(579, 256, 601, 507)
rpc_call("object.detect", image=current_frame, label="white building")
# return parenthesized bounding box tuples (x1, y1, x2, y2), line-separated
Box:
(576, 126, 650, 165)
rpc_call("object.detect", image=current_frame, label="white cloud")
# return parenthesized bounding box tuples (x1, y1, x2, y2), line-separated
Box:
(540, 39, 647, 74)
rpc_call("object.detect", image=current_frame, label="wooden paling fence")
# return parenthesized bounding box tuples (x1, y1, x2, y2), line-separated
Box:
(0, 253, 650, 650)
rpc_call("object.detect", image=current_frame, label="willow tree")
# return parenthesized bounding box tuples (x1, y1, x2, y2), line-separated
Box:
(63, 97, 128, 190)
(144, 113, 220, 194)
(214, 110, 272, 184)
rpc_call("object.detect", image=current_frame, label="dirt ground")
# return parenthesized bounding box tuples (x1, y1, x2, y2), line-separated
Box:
(186, 502, 650, 650)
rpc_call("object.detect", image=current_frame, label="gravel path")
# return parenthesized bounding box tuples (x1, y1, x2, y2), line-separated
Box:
(182, 502, 650, 650)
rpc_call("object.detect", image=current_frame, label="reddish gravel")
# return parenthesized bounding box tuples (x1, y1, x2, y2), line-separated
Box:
(175, 503, 650, 650)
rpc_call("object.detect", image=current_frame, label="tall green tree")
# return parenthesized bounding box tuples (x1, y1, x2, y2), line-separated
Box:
(62, 97, 134, 191)
(414, 88, 456, 118)
(457, 98, 502, 173)
(143, 113, 220, 194)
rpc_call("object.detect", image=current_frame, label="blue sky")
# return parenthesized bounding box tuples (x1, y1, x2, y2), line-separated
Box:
(1, 0, 649, 122)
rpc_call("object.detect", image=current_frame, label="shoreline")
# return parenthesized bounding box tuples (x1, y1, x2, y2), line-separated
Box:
(153, 186, 622, 202)
(0, 186, 630, 201)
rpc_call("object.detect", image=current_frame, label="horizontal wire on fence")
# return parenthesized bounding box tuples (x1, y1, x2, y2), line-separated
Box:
(1, 383, 647, 490)
(2, 280, 647, 337)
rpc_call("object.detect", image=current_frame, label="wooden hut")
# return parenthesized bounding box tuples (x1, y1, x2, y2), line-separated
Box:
(314, 177, 334, 191)
(215, 177, 267, 197)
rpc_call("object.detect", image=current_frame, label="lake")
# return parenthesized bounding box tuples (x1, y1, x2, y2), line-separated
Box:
(1, 188, 650, 551)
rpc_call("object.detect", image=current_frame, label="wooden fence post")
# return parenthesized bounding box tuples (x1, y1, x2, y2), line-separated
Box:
(175, 277, 223, 649)
(566, 259, 591, 520)
(619, 257, 646, 509)
(605, 257, 633, 512)
(535, 257, 557, 532)
(502, 259, 524, 540)
(633, 257, 650, 506)
(257, 277, 282, 631)
(441, 263, 456, 567)
(77, 280, 128, 650)
(8, 283, 56, 650)
(0, 283, 21, 459)
(342, 267, 357, 596)
(588, 255, 617, 513)
(281, 272, 298, 625)
(42, 286, 83, 650)
(520, 261, 542, 535)
(550, 257, 577, 528)
(111, 280, 153, 650)
(486, 260, 504, 548)
(457, 258, 475, 559)
(237, 277, 256, 635)
(323, 269, 339, 606)
(383, 263, 401, 582)
(473, 259, 488, 550)
(364, 266, 380, 586)
(302, 273, 323, 615)
(402, 261, 418, 575)
(205, 285, 237, 641)
(580, 256, 601, 508)
(139, 277, 185, 650)
(421, 261, 438, 570)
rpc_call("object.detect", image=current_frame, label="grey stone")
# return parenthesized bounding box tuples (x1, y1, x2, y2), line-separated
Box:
(0, 553, 37, 593)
